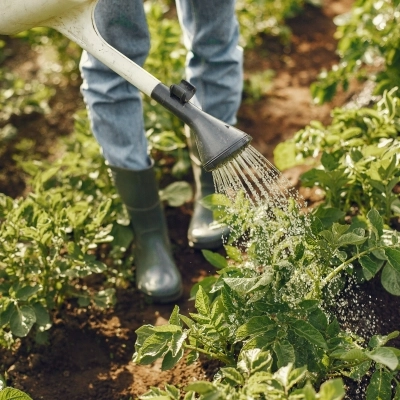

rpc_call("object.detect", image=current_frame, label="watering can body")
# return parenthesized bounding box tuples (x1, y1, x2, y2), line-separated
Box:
(0, 0, 89, 35)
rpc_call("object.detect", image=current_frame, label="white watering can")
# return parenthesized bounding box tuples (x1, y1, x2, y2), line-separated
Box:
(0, 0, 252, 171)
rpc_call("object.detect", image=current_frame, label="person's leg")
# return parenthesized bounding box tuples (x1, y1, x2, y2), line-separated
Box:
(176, 0, 243, 124)
(80, 0, 150, 170)
(79, 0, 182, 301)
(176, 0, 243, 248)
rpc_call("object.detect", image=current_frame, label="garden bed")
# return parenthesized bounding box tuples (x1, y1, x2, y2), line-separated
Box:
(1, 0, 399, 399)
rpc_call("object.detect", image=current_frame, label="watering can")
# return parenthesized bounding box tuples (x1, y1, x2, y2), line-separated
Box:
(0, 0, 252, 171)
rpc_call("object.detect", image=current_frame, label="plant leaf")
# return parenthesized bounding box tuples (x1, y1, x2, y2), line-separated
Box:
(290, 319, 328, 349)
(381, 264, 400, 296)
(201, 250, 227, 270)
(10, 305, 36, 337)
(367, 208, 384, 238)
(273, 339, 296, 368)
(0, 387, 33, 400)
(367, 347, 399, 370)
(385, 248, 400, 272)
(318, 378, 345, 400)
(195, 286, 210, 316)
(366, 369, 392, 400)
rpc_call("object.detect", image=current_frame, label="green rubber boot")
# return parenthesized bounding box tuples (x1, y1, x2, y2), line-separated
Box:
(186, 126, 230, 249)
(109, 162, 183, 303)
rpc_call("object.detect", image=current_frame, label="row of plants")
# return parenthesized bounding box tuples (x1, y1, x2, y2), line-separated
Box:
(311, 0, 400, 104)
(134, 127, 400, 399)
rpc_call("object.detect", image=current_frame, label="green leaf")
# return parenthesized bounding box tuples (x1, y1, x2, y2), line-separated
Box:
(10, 306, 36, 337)
(165, 384, 180, 400)
(235, 316, 275, 341)
(385, 248, 400, 272)
(168, 305, 181, 326)
(381, 264, 400, 296)
(32, 302, 51, 329)
(318, 378, 345, 400)
(338, 348, 367, 361)
(359, 255, 383, 280)
(0, 387, 33, 400)
(367, 347, 399, 370)
(290, 319, 328, 349)
(367, 209, 384, 238)
(220, 367, 244, 385)
(184, 382, 215, 394)
(336, 232, 366, 247)
(366, 369, 392, 400)
(200, 194, 232, 210)
(224, 245, 242, 262)
(348, 361, 372, 381)
(223, 277, 259, 295)
(201, 250, 227, 270)
(237, 348, 273, 374)
(369, 331, 399, 349)
(93, 288, 116, 308)
(273, 339, 296, 368)
(195, 286, 210, 316)
(15, 285, 41, 301)
(159, 181, 192, 207)
(161, 348, 184, 371)
(138, 332, 170, 365)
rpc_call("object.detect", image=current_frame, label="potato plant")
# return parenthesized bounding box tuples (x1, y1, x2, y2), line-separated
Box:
(311, 0, 400, 103)
(274, 88, 400, 227)
(134, 192, 400, 398)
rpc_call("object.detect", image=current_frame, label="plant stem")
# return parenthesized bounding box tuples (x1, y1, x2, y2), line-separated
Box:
(321, 245, 380, 288)
(184, 344, 234, 365)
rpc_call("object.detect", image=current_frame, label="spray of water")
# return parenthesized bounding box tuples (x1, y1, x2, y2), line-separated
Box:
(212, 144, 313, 305)
(213, 145, 305, 212)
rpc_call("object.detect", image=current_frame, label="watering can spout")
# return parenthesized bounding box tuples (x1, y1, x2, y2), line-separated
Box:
(151, 83, 252, 171)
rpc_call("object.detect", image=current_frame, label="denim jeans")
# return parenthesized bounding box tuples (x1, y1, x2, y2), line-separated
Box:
(80, 0, 243, 170)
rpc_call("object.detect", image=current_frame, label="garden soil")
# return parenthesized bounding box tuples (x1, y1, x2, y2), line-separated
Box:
(1, 1, 400, 399)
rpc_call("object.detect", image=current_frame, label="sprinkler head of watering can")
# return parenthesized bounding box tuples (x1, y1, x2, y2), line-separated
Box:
(151, 81, 252, 171)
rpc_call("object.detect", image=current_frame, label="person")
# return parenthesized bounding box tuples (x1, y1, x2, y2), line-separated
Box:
(79, 0, 243, 303)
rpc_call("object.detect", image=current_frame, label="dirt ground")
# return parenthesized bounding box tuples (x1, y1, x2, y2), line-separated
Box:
(1, 0, 400, 399)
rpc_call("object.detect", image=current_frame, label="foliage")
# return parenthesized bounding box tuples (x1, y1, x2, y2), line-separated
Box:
(140, 350, 345, 400)
(311, 0, 400, 104)
(274, 88, 400, 224)
(13, 27, 82, 79)
(0, 69, 54, 155)
(134, 194, 400, 397)
(236, 0, 308, 48)
(0, 387, 32, 400)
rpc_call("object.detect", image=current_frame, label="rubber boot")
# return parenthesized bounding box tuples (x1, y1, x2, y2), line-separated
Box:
(109, 162, 183, 303)
(186, 126, 230, 249)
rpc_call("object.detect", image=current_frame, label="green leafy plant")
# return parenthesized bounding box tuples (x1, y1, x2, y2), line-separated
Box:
(133, 193, 400, 398)
(140, 350, 345, 399)
(311, 0, 400, 104)
(236, 0, 307, 48)
(274, 88, 400, 225)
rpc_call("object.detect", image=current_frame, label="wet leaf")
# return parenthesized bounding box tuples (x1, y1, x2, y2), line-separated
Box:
(366, 369, 392, 400)
(367, 347, 399, 370)
(201, 250, 227, 270)
(290, 319, 328, 349)
(9, 305, 36, 337)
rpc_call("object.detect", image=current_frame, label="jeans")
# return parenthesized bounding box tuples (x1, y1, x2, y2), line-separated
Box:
(80, 0, 243, 170)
